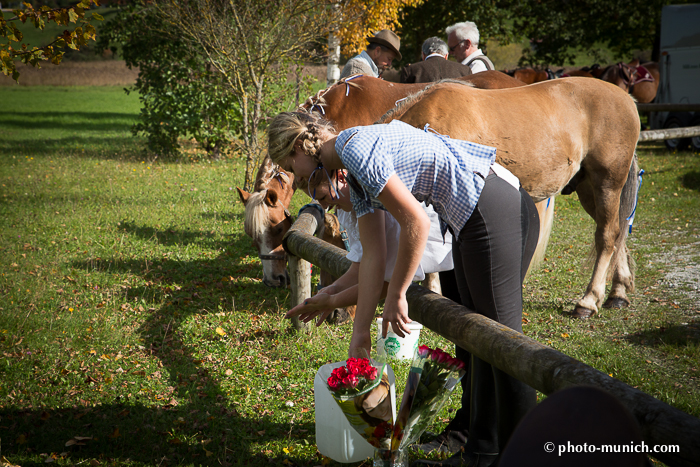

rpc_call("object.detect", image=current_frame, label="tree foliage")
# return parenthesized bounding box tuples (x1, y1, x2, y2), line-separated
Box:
(100, 0, 332, 187)
(397, 0, 514, 66)
(98, 3, 239, 160)
(397, 0, 685, 67)
(148, 0, 333, 189)
(334, 0, 423, 57)
(0, 0, 102, 81)
(512, 0, 673, 65)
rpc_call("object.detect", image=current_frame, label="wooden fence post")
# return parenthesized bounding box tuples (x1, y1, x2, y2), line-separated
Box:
(288, 255, 311, 332)
(283, 204, 327, 333)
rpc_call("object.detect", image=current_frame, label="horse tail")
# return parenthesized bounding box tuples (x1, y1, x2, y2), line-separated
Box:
(610, 152, 640, 290)
(526, 197, 555, 277)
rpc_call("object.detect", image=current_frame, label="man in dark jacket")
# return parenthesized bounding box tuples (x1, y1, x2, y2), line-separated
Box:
(400, 37, 472, 83)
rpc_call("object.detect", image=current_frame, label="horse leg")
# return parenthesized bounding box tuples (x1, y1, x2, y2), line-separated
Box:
(421, 272, 442, 294)
(603, 155, 640, 309)
(570, 180, 623, 319)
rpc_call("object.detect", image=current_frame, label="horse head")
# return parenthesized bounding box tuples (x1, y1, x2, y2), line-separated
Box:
(237, 167, 295, 288)
(600, 63, 637, 94)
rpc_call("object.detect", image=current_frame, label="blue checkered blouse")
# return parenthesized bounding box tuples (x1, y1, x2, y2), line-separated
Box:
(335, 120, 497, 235)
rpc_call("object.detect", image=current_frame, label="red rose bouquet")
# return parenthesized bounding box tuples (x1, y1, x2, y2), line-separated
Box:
(390, 345, 466, 452)
(324, 357, 394, 450)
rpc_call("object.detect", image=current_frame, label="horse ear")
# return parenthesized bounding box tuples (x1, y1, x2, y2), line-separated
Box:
(265, 188, 279, 207)
(237, 187, 250, 205)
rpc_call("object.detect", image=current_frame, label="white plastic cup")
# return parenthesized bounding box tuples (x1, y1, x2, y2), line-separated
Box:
(376, 318, 423, 360)
(314, 362, 396, 462)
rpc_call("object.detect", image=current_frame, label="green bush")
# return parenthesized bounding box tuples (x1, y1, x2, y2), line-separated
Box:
(98, 3, 239, 159)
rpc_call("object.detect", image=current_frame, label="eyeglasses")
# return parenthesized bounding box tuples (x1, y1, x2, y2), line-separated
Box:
(449, 40, 465, 52)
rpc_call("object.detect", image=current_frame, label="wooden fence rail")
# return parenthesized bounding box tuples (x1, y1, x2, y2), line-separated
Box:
(637, 103, 700, 112)
(283, 208, 700, 467)
(639, 125, 700, 142)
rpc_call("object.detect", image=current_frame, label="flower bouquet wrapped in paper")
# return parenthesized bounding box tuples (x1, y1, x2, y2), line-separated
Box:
(324, 356, 395, 450)
(390, 345, 466, 452)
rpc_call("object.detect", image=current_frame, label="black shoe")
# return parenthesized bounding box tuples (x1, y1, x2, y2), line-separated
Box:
(411, 451, 498, 467)
(413, 421, 468, 455)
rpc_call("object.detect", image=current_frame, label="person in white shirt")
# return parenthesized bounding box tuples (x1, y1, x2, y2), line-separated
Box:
(445, 21, 495, 74)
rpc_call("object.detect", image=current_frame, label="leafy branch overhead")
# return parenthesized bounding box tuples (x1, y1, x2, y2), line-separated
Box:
(335, 0, 423, 57)
(0, 0, 103, 81)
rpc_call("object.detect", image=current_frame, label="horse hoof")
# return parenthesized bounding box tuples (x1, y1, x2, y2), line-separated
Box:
(570, 307, 596, 319)
(602, 297, 630, 309)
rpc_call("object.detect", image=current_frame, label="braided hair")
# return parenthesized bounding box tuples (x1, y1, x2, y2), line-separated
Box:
(267, 112, 335, 167)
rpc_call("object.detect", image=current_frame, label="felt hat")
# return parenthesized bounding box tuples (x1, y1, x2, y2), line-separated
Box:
(367, 29, 402, 60)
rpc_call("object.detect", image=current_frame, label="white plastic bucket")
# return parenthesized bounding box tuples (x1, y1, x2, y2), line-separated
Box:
(314, 362, 397, 462)
(376, 318, 423, 360)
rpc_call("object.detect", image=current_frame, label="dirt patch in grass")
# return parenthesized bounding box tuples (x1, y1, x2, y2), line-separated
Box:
(654, 239, 700, 304)
(0, 60, 140, 86)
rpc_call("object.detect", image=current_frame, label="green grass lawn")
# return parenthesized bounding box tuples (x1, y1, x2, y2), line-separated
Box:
(0, 85, 699, 467)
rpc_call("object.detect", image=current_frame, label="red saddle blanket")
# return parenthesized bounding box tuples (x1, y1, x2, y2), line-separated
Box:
(633, 65, 655, 84)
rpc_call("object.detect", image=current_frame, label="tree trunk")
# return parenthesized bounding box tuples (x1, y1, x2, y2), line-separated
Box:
(327, 31, 341, 86)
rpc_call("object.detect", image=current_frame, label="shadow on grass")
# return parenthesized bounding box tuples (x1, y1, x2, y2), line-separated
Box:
(118, 221, 223, 248)
(681, 170, 700, 192)
(624, 322, 700, 348)
(2, 226, 308, 465)
(0, 136, 146, 162)
(0, 404, 314, 466)
(0, 112, 137, 133)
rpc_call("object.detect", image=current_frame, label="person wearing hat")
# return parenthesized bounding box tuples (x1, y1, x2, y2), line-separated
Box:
(339, 29, 401, 79)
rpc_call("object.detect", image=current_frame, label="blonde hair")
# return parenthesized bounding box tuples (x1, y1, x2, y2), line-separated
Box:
(267, 112, 335, 165)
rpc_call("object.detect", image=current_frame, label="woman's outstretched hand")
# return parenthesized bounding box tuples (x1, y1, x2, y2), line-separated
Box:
(284, 291, 335, 327)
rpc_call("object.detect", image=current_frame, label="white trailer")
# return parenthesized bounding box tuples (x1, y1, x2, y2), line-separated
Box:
(649, 3, 700, 150)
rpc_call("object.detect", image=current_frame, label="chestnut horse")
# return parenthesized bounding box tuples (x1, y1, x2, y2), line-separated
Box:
(508, 67, 555, 84)
(597, 61, 660, 103)
(303, 73, 555, 270)
(377, 78, 641, 318)
(242, 72, 553, 287)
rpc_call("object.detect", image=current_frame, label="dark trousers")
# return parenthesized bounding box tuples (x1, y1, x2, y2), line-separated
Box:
(446, 174, 539, 455)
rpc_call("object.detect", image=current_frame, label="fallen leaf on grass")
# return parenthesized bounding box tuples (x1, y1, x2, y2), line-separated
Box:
(1, 456, 22, 467)
(65, 435, 92, 447)
(109, 427, 120, 439)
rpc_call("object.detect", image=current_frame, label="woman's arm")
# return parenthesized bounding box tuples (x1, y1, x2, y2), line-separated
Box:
(376, 175, 431, 338)
(348, 209, 387, 357)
